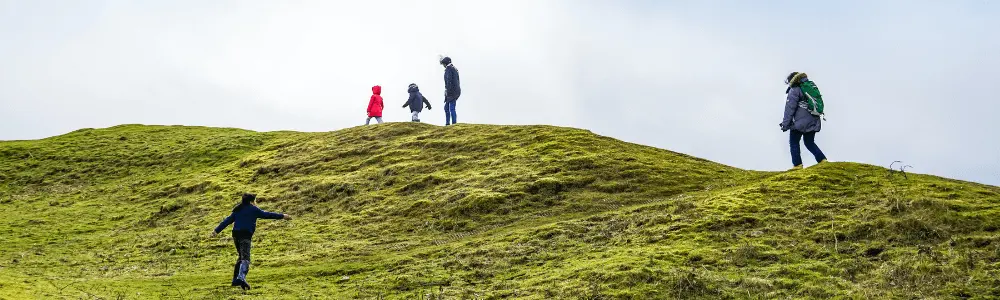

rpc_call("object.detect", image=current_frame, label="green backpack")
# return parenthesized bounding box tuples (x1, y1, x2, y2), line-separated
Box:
(798, 80, 825, 118)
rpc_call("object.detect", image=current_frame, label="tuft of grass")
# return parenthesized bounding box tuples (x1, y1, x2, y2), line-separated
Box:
(1, 123, 999, 299)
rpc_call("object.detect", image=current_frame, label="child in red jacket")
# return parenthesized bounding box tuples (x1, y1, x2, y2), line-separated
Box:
(366, 85, 384, 125)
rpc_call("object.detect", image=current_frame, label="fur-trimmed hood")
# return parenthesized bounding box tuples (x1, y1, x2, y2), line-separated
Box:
(787, 72, 809, 87)
(785, 72, 809, 94)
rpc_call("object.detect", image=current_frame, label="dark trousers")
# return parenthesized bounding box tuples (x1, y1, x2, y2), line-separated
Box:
(232, 230, 252, 283)
(790, 130, 827, 167)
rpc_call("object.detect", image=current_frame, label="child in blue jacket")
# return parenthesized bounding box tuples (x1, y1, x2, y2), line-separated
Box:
(402, 83, 432, 122)
(213, 193, 291, 290)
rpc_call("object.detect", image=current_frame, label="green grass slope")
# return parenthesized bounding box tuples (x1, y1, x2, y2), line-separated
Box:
(0, 123, 998, 299)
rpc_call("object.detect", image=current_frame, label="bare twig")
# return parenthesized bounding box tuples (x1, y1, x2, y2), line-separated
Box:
(40, 276, 81, 294)
(888, 161, 914, 179)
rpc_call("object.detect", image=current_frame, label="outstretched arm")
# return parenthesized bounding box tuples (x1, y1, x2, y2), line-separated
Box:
(214, 213, 235, 234)
(256, 206, 288, 220)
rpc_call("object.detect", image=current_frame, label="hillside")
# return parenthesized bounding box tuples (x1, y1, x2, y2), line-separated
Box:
(0, 123, 999, 299)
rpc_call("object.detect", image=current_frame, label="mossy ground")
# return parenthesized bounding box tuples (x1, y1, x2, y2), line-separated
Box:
(1, 123, 998, 299)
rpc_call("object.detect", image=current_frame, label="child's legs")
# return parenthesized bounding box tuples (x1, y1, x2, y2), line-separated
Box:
(231, 240, 240, 281)
(375, 117, 383, 124)
(411, 112, 419, 122)
(232, 231, 252, 281)
(236, 239, 251, 281)
(365, 117, 371, 125)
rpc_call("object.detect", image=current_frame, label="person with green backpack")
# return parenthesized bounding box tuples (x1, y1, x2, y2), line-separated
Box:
(780, 72, 828, 170)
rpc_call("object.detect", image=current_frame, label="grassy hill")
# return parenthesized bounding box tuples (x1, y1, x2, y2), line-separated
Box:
(0, 123, 998, 299)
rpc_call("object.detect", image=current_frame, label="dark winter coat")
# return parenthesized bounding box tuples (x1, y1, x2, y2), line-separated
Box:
(403, 85, 432, 112)
(781, 74, 822, 133)
(443, 64, 461, 102)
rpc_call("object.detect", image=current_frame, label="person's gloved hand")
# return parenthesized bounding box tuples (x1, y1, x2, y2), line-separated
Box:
(426, 105, 432, 110)
(779, 123, 789, 132)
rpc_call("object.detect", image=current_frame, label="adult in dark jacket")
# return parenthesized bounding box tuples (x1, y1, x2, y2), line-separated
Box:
(403, 83, 432, 122)
(212, 193, 291, 290)
(440, 56, 461, 125)
(780, 72, 828, 170)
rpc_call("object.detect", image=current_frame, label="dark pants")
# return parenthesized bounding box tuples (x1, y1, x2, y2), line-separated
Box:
(444, 101, 457, 125)
(790, 130, 827, 167)
(232, 230, 252, 284)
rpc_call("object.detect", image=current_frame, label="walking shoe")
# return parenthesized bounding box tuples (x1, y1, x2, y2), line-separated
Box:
(236, 279, 251, 291)
(819, 159, 829, 164)
(789, 165, 804, 171)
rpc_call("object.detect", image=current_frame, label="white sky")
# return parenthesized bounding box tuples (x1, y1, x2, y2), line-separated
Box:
(1, 0, 998, 185)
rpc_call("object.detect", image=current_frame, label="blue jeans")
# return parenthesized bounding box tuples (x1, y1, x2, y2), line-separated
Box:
(790, 131, 826, 167)
(444, 101, 457, 125)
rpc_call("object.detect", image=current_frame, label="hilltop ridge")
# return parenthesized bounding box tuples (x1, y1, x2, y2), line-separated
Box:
(1, 123, 998, 299)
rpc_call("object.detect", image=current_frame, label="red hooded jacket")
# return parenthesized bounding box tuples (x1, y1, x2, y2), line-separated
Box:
(367, 85, 383, 117)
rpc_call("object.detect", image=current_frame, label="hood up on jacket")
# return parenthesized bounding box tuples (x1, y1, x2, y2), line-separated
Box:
(788, 72, 809, 86)
(785, 72, 809, 94)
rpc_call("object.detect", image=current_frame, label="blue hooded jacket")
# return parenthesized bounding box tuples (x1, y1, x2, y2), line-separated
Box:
(403, 84, 432, 112)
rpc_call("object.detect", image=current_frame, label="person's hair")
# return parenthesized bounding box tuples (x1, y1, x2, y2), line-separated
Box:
(232, 193, 256, 213)
(785, 72, 799, 84)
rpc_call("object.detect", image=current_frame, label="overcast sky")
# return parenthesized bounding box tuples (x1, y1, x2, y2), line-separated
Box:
(1, 0, 998, 185)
